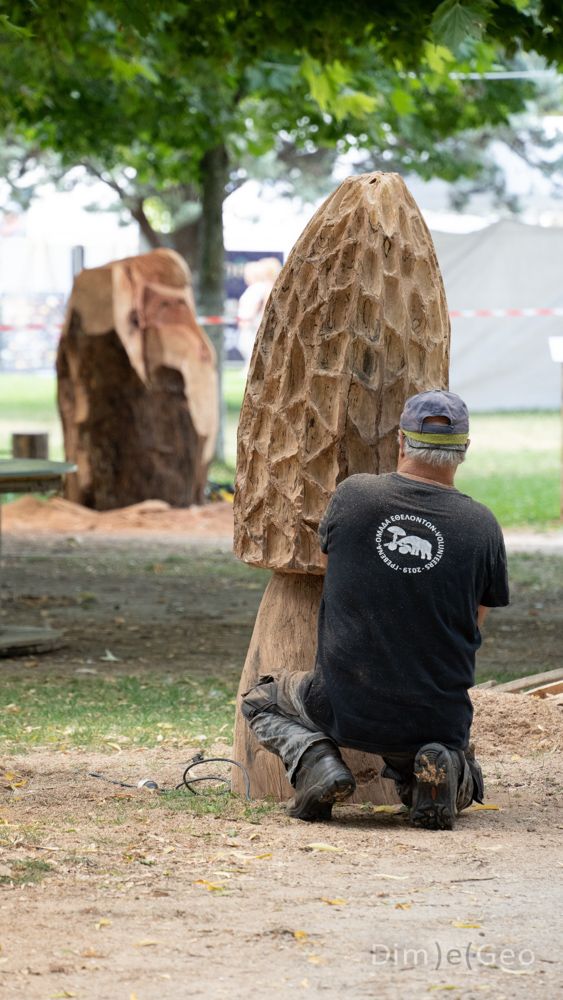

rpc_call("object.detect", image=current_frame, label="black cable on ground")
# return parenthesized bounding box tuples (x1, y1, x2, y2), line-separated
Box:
(179, 752, 251, 801)
(88, 773, 139, 789)
(88, 752, 252, 802)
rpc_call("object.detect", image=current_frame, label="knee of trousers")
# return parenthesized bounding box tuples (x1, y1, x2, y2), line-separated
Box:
(241, 677, 279, 722)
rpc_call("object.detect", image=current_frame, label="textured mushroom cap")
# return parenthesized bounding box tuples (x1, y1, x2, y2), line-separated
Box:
(234, 171, 450, 573)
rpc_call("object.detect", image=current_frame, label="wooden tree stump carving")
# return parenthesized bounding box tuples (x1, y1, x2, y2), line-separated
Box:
(57, 248, 218, 510)
(232, 172, 450, 803)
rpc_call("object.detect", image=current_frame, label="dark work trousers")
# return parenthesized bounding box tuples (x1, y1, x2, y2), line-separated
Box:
(241, 670, 483, 810)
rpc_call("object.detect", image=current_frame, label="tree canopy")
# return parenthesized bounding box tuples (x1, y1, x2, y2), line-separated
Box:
(2, 0, 563, 456)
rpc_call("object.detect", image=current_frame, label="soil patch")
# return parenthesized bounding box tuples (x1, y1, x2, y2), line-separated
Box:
(1, 494, 234, 537)
(0, 745, 561, 999)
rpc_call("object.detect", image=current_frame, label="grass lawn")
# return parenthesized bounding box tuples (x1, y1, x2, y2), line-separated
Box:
(0, 553, 563, 752)
(1, 371, 561, 526)
(456, 411, 561, 527)
(0, 674, 238, 755)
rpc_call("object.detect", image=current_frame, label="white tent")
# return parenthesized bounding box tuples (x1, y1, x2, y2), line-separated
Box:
(432, 220, 563, 410)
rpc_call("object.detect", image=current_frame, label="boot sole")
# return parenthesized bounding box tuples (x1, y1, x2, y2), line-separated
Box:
(286, 773, 356, 822)
(410, 744, 457, 831)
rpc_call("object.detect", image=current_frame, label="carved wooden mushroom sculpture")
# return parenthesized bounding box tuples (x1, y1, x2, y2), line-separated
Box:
(232, 172, 450, 803)
(57, 248, 218, 510)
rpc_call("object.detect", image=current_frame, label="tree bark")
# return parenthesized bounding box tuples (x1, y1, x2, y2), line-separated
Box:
(58, 324, 208, 509)
(198, 143, 228, 463)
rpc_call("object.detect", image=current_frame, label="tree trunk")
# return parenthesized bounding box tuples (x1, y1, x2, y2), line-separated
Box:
(198, 143, 228, 463)
(231, 571, 400, 804)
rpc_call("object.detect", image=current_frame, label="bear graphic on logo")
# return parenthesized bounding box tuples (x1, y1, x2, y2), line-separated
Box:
(384, 525, 432, 561)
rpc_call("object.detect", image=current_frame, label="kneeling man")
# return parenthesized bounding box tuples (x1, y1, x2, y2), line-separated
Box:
(242, 390, 509, 830)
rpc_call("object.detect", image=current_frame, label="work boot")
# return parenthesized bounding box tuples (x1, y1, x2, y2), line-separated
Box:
(381, 761, 414, 809)
(286, 740, 356, 822)
(410, 743, 463, 831)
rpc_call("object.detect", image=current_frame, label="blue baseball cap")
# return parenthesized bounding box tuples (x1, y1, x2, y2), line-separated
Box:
(400, 390, 469, 451)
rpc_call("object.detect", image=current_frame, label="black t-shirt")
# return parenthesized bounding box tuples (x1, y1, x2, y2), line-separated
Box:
(304, 473, 509, 754)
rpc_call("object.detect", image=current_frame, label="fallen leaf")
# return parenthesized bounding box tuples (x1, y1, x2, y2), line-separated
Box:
(160, 974, 171, 980)
(100, 649, 119, 662)
(395, 903, 411, 909)
(451, 921, 482, 928)
(134, 940, 159, 947)
(3, 773, 19, 782)
(373, 805, 399, 813)
(95, 919, 111, 930)
(308, 955, 326, 965)
(193, 880, 229, 891)
(24, 660, 38, 667)
(49, 993, 77, 998)
(9, 779, 26, 788)
(301, 980, 309, 988)
(252, 853, 273, 859)
(373, 873, 409, 880)
(501, 967, 534, 976)
(304, 843, 340, 852)
(511, 755, 521, 761)
(106, 743, 122, 753)
(428, 987, 457, 992)
(294, 931, 307, 940)
(465, 804, 502, 812)
(321, 897, 346, 905)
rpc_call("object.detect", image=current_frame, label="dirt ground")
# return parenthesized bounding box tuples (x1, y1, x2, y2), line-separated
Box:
(0, 744, 562, 1000)
(0, 519, 563, 998)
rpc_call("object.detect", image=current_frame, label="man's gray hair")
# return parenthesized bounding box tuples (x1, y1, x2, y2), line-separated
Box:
(401, 434, 467, 468)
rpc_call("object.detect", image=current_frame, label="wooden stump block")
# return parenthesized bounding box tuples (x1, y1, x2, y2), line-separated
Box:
(57, 248, 218, 510)
(12, 434, 49, 460)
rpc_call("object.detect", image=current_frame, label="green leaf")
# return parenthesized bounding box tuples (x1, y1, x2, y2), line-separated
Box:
(108, 55, 159, 85)
(423, 41, 454, 74)
(391, 88, 415, 115)
(431, 0, 496, 54)
(301, 54, 333, 110)
(0, 14, 33, 38)
(301, 54, 377, 120)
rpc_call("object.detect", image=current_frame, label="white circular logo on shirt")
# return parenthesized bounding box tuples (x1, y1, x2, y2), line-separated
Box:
(375, 515, 444, 573)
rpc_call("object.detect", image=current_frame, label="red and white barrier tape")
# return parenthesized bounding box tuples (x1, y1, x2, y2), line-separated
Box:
(198, 309, 563, 324)
(1, 308, 562, 333)
(449, 308, 563, 319)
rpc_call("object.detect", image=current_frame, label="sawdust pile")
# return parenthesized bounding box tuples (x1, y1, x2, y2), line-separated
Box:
(1, 495, 234, 538)
(471, 689, 563, 755)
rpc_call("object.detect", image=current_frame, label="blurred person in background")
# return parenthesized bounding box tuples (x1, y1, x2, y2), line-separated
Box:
(237, 257, 282, 369)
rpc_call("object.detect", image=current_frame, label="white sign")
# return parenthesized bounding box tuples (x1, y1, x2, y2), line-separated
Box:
(548, 336, 563, 363)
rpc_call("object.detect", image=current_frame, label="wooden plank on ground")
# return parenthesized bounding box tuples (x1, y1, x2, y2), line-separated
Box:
(525, 679, 563, 698)
(493, 667, 563, 694)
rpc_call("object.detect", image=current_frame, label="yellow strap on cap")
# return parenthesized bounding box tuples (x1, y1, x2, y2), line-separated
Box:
(402, 429, 469, 445)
